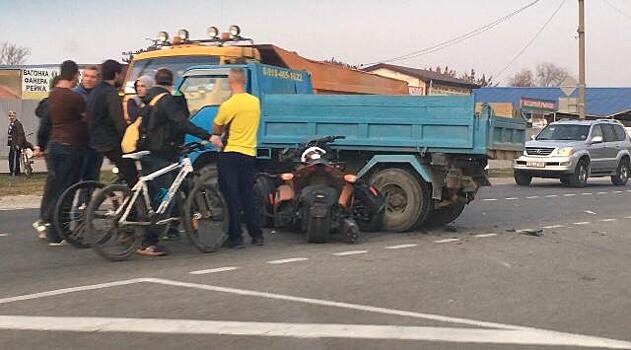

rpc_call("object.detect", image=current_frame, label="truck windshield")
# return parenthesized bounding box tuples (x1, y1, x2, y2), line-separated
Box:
(178, 75, 231, 116)
(536, 124, 590, 141)
(124, 56, 219, 94)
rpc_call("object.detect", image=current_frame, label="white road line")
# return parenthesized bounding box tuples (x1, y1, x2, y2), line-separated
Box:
(0, 233, 8, 237)
(597, 191, 609, 195)
(542, 225, 565, 229)
(584, 210, 597, 215)
(627, 190, 631, 193)
(613, 191, 623, 194)
(333, 250, 367, 256)
(189, 267, 240, 275)
(1, 316, 630, 348)
(504, 197, 518, 200)
(599, 219, 618, 222)
(563, 194, 576, 197)
(544, 195, 558, 198)
(384, 243, 418, 250)
(573, 222, 591, 225)
(625, 216, 631, 219)
(582, 192, 592, 196)
(434, 238, 460, 244)
(526, 196, 539, 199)
(266, 257, 309, 265)
(482, 198, 497, 202)
(473, 233, 498, 238)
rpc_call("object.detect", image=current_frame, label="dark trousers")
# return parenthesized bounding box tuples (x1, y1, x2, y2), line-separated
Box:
(217, 152, 262, 243)
(8, 146, 20, 176)
(103, 148, 138, 186)
(80, 148, 104, 182)
(140, 155, 176, 246)
(42, 142, 87, 242)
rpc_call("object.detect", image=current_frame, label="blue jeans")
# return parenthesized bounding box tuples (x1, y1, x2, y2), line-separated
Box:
(43, 142, 87, 242)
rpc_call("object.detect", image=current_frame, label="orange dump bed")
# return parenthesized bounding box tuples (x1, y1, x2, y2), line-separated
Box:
(255, 44, 409, 95)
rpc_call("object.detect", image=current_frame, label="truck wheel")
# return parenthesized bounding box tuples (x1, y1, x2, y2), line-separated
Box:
(425, 203, 466, 227)
(369, 168, 431, 232)
(611, 158, 629, 186)
(254, 175, 275, 228)
(514, 171, 532, 186)
(569, 159, 589, 188)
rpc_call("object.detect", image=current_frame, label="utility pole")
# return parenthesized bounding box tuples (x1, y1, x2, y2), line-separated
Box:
(578, 0, 586, 119)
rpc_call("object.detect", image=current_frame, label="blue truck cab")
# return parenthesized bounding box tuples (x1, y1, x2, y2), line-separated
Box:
(178, 62, 526, 232)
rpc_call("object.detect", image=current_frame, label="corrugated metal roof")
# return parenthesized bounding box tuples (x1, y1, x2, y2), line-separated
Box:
(362, 63, 480, 88)
(474, 87, 631, 117)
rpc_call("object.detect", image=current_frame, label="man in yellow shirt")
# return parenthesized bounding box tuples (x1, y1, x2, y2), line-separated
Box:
(211, 68, 263, 248)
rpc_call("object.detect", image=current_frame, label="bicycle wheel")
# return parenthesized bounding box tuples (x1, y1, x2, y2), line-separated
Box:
(54, 181, 104, 248)
(20, 153, 33, 178)
(183, 179, 228, 253)
(86, 184, 144, 261)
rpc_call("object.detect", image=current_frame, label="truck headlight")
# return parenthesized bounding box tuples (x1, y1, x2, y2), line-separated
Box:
(207, 26, 219, 39)
(157, 31, 169, 43)
(228, 25, 241, 37)
(552, 147, 574, 157)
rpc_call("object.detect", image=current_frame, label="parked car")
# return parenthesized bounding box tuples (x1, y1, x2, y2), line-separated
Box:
(513, 119, 631, 187)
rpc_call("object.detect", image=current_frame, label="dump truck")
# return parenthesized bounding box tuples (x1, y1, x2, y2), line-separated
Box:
(179, 62, 526, 232)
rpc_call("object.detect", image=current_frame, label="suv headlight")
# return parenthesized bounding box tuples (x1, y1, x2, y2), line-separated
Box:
(552, 147, 574, 157)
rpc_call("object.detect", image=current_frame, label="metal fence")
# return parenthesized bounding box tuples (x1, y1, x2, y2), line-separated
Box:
(0, 99, 40, 158)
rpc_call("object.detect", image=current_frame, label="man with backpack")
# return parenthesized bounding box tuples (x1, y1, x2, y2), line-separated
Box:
(135, 68, 213, 256)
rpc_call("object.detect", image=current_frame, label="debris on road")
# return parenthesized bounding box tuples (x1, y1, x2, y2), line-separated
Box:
(518, 229, 544, 237)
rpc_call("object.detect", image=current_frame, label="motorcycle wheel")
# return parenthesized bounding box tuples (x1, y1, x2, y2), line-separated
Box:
(305, 207, 331, 243)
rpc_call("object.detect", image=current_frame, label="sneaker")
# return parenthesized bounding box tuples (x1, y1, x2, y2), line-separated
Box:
(160, 226, 181, 241)
(136, 245, 168, 257)
(48, 240, 67, 247)
(223, 239, 245, 249)
(251, 236, 265, 246)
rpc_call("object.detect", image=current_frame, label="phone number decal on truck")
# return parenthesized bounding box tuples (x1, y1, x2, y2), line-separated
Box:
(262, 67, 304, 82)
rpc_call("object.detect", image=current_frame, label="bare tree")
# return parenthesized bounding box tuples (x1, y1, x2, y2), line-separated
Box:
(325, 57, 357, 69)
(0, 42, 31, 65)
(508, 68, 535, 87)
(535, 62, 569, 87)
(460, 68, 498, 87)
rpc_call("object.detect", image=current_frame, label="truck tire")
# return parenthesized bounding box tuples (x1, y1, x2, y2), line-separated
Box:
(569, 159, 589, 187)
(514, 171, 532, 186)
(254, 175, 276, 228)
(369, 168, 431, 233)
(611, 157, 629, 186)
(425, 203, 466, 227)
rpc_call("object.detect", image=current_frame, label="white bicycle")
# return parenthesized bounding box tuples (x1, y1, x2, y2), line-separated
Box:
(85, 142, 228, 261)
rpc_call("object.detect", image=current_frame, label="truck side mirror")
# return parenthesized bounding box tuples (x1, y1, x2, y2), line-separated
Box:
(591, 136, 603, 144)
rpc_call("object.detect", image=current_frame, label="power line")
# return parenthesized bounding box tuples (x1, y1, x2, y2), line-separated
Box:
(494, 0, 567, 81)
(603, 0, 631, 21)
(360, 0, 542, 66)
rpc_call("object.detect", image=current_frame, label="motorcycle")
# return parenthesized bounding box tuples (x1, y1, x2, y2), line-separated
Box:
(255, 136, 385, 243)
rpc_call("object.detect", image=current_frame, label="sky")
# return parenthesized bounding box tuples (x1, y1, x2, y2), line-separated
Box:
(1, 0, 630, 86)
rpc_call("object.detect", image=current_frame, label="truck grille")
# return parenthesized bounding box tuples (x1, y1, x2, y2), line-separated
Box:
(525, 147, 554, 156)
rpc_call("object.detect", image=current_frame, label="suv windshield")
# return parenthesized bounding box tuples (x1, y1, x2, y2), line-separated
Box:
(536, 124, 590, 141)
(178, 74, 232, 116)
(124, 56, 219, 94)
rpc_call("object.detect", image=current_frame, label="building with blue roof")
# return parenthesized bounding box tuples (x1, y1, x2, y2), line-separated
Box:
(474, 87, 631, 121)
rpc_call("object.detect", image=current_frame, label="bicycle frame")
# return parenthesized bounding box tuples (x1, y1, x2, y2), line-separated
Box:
(117, 157, 195, 226)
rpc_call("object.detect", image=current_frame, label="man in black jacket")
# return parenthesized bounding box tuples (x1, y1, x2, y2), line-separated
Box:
(7, 110, 25, 176)
(86, 60, 137, 185)
(135, 68, 213, 256)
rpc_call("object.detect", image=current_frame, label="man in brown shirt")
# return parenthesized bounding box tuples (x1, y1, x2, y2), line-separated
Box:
(41, 60, 89, 244)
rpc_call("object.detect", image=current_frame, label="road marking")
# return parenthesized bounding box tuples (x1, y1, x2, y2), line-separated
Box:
(613, 191, 623, 194)
(542, 225, 565, 229)
(384, 244, 418, 250)
(0, 233, 8, 237)
(266, 257, 309, 265)
(544, 195, 558, 198)
(473, 233, 498, 238)
(582, 192, 592, 196)
(504, 197, 518, 200)
(189, 267, 240, 275)
(434, 238, 460, 244)
(599, 219, 617, 222)
(584, 210, 597, 215)
(1, 316, 630, 348)
(333, 250, 367, 256)
(526, 196, 539, 199)
(597, 191, 609, 195)
(482, 198, 497, 202)
(573, 222, 591, 225)
(625, 216, 631, 219)
(563, 194, 576, 197)
(627, 190, 631, 193)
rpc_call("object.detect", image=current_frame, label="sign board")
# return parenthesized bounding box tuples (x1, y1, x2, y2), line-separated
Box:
(21, 68, 59, 100)
(408, 86, 424, 96)
(560, 76, 577, 97)
(520, 97, 557, 111)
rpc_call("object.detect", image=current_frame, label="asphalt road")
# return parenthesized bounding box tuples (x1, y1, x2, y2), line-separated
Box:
(1, 178, 630, 349)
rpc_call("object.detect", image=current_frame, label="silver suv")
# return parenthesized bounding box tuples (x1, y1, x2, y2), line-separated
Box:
(513, 120, 631, 187)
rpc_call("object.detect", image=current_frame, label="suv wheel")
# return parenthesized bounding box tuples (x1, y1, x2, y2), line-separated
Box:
(611, 158, 629, 186)
(569, 159, 589, 188)
(514, 171, 532, 186)
(560, 176, 570, 186)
